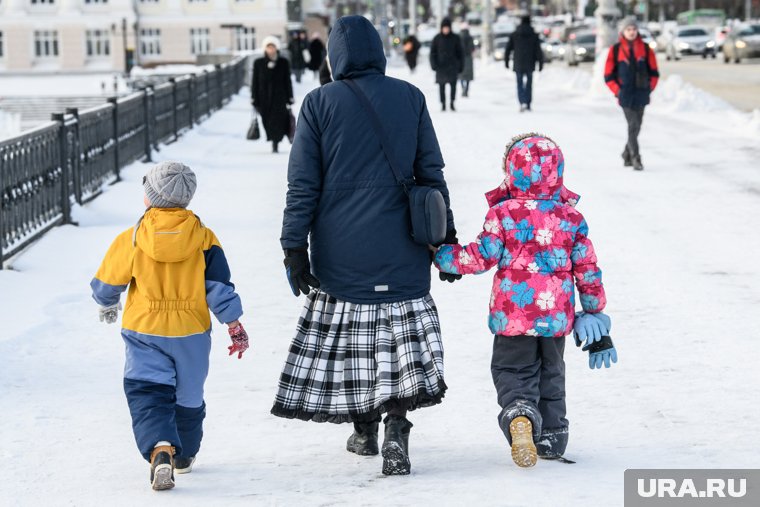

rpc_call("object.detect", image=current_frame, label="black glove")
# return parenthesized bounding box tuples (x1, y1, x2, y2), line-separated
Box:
(284, 248, 320, 297)
(538, 63, 544, 72)
(438, 229, 462, 283)
(288, 97, 295, 105)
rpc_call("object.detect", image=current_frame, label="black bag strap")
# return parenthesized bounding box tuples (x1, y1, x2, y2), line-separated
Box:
(342, 79, 411, 194)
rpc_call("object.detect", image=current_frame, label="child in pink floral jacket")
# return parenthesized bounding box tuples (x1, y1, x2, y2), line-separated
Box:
(434, 133, 613, 467)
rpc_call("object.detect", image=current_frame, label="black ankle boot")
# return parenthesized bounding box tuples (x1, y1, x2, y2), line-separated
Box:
(346, 421, 379, 456)
(272, 142, 279, 153)
(622, 148, 632, 167)
(381, 415, 413, 475)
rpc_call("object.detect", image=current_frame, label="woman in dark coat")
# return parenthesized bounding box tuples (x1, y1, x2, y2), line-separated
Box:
(402, 34, 421, 72)
(274, 15, 459, 477)
(459, 27, 475, 97)
(287, 31, 308, 83)
(251, 36, 294, 153)
(429, 18, 464, 111)
(307, 33, 326, 77)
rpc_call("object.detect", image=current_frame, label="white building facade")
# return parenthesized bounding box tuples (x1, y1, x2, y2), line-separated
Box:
(0, 0, 288, 73)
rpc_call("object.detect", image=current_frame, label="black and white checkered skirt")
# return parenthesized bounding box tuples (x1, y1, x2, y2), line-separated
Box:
(271, 290, 447, 423)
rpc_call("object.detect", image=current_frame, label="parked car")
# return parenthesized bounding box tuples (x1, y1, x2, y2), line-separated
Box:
(665, 26, 717, 59)
(638, 27, 658, 51)
(564, 31, 596, 66)
(493, 36, 510, 61)
(722, 24, 760, 63)
(541, 37, 563, 62)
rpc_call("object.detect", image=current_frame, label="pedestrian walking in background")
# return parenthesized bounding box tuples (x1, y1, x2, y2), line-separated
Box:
(403, 33, 421, 72)
(307, 33, 326, 79)
(459, 25, 475, 97)
(430, 18, 464, 111)
(318, 57, 332, 85)
(287, 31, 308, 83)
(604, 16, 659, 171)
(434, 133, 615, 468)
(273, 15, 459, 476)
(90, 162, 248, 490)
(505, 16, 544, 112)
(252, 36, 294, 153)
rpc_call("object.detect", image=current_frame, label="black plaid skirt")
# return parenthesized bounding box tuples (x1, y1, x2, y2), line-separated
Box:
(271, 290, 447, 423)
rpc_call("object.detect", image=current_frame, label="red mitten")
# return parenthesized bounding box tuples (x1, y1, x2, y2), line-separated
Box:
(227, 324, 249, 359)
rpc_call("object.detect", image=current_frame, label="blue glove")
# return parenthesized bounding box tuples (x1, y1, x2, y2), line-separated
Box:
(582, 335, 618, 369)
(573, 312, 611, 347)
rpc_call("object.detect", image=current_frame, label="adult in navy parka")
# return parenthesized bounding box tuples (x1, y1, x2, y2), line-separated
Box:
(273, 15, 458, 476)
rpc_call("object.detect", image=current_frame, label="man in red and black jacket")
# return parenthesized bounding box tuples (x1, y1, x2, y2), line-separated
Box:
(604, 16, 659, 171)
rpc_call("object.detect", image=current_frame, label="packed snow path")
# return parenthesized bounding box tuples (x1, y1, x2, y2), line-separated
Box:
(2, 60, 759, 507)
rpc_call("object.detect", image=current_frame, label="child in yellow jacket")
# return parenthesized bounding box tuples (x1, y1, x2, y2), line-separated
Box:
(91, 161, 248, 491)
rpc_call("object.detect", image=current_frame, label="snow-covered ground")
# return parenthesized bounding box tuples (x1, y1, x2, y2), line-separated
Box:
(1, 58, 760, 506)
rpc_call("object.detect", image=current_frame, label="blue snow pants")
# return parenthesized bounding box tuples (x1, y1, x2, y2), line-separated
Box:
(122, 330, 211, 461)
(491, 335, 569, 458)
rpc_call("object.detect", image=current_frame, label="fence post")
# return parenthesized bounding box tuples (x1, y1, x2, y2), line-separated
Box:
(203, 70, 211, 115)
(107, 97, 121, 182)
(64, 107, 83, 205)
(0, 145, 4, 269)
(215, 64, 224, 109)
(169, 78, 179, 141)
(141, 87, 153, 162)
(188, 77, 196, 126)
(52, 113, 73, 225)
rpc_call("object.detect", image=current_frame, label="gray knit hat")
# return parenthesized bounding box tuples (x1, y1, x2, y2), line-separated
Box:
(143, 161, 197, 208)
(619, 16, 639, 32)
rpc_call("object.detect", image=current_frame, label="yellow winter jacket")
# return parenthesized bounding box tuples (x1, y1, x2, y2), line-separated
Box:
(91, 208, 242, 337)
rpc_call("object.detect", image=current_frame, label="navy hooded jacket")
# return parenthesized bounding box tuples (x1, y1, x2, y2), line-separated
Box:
(281, 15, 455, 304)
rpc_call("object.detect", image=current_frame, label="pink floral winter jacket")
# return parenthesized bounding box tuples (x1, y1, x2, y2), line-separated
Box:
(434, 136, 606, 337)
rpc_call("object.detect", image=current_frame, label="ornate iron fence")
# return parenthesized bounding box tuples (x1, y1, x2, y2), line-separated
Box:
(0, 57, 247, 267)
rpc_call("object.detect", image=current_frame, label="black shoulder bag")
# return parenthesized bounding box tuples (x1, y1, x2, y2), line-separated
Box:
(343, 79, 447, 246)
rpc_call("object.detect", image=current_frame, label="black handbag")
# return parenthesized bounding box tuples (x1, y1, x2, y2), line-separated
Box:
(247, 112, 260, 140)
(343, 79, 447, 246)
(287, 108, 296, 144)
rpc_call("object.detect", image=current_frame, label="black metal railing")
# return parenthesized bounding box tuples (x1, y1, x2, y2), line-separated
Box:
(0, 57, 247, 267)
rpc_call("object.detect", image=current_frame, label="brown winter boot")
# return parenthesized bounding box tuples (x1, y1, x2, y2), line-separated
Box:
(509, 416, 537, 468)
(149, 444, 176, 491)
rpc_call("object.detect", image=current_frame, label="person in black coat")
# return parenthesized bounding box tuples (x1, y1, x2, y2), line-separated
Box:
(459, 27, 475, 97)
(252, 36, 294, 153)
(307, 33, 326, 77)
(287, 31, 308, 83)
(403, 34, 421, 72)
(505, 16, 544, 112)
(429, 18, 464, 111)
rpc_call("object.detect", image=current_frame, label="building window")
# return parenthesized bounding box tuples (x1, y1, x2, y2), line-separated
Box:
(0, 32, 4, 58)
(84, 0, 108, 3)
(86, 30, 111, 57)
(138, 0, 159, 2)
(30, 0, 56, 4)
(190, 28, 210, 55)
(34, 30, 59, 57)
(140, 28, 161, 56)
(235, 27, 256, 51)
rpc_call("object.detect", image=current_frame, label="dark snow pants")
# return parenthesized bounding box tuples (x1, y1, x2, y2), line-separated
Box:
(124, 379, 206, 462)
(515, 71, 533, 107)
(439, 81, 457, 106)
(491, 335, 569, 457)
(623, 106, 645, 158)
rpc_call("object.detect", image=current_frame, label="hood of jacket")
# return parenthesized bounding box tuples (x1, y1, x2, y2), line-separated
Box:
(327, 15, 386, 81)
(485, 135, 580, 206)
(513, 23, 536, 38)
(133, 208, 205, 263)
